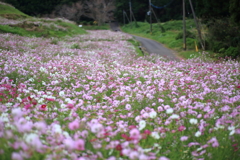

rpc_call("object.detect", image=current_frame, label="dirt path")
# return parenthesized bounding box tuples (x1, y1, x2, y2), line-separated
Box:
(110, 22, 180, 61)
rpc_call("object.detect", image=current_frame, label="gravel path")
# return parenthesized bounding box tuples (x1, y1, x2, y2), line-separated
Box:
(110, 22, 180, 61)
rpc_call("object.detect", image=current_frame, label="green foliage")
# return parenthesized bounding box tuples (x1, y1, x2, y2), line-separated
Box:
(127, 39, 145, 56)
(229, 0, 240, 25)
(194, 0, 230, 18)
(70, 43, 80, 49)
(219, 46, 240, 58)
(0, 3, 29, 18)
(162, 20, 195, 31)
(82, 24, 110, 30)
(175, 30, 195, 40)
(0, 2, 87, 37)
(4, 0, 81, 16)
(0, 19, 87, 37)
(207, 18, 240, 58)
(0, 24, 29, 35)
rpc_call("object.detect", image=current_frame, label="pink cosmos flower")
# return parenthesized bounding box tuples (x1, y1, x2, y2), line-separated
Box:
(39, 104, 47, 111)
(178, 126, 186, 132)
(68, 120, 80, 130)
(207, 137, 219, 147)
(63, 138, 75, 150)
(12, 152, 23, 160)
(107, 157, 116, 160)
(180, 136, 188, 141)
(188, 142, 200, 147)
(24, 104, 32, 110)
(159, 156, 170, 160)
(67, 103, 74, 109)
(129, 128, 141, 140)
(34, 121, 47, 133)
(129, 151, 139, 159)
(75, 139, 85, 150)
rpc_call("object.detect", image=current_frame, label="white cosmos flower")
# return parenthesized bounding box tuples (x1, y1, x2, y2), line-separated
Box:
(17, 97, 22, 102)
(229, 130, 235, 136)
(28, 78, 34, 82)
(59, 91, 65, 97)
(189, 118, 198, 124)
(195, 131, 201, 137)
(151, 132, 160, 139)
(228, 126, 235, 135)
(170, 114, 179, 119)
(166, 108, 173, 114)
(228, 126, 235, 131)
(149, 111, 157, 119)
(139, 120, 146, 130)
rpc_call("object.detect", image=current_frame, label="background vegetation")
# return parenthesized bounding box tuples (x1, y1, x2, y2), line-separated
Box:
(0, 3, 87, 37)
(1, 0, 240, 58)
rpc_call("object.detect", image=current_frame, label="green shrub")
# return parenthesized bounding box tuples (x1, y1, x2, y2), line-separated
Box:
(210, 41, 227, 53)
(207, 18, 240, 58)
(70, 44, 80, 49)
(186, 38, 196, 50)
(175, 30, 195, 40)
(224, 46, 239, 58)
(88, 21, 93, 25)
(82, 21, 88, 25)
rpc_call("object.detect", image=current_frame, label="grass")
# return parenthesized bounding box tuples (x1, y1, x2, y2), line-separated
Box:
(121, 20, 208, 59)
(0, 2, 87, 37)
(82, 24, 110, 30)
(127, 39, 145, 56)
(0, 20, 87, 37)
(0, 2, 29, 19)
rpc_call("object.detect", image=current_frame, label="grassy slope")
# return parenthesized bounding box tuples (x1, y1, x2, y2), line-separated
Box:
(121, 20, 209, 59)
(0, 3, 29, 18)
(0, 2, 86, 37)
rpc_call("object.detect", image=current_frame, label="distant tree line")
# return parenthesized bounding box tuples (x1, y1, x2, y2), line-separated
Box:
(114, 0, 238, 23)
(2, 0, 239, 25)
(2, 0, 80, 16)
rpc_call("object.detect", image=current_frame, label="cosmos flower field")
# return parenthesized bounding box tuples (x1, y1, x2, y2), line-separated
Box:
(0, 29, 240, 160)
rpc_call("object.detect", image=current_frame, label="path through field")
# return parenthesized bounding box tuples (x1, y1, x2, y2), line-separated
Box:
(110, 22, 180, 61)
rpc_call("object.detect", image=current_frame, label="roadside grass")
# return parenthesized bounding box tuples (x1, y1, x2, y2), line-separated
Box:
(127, 39, 145, 56)
(121, 20, 208, 59)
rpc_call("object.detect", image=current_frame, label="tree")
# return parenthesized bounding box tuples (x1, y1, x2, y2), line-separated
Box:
(48, 1, 84, 22)
(3, 0, 80, 16)
(84, 0, 115, 26)
(194, 0, 229, 19)
(229, 0, 240, 25)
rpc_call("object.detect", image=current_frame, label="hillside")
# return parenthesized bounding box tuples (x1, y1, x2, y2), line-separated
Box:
(0, 2, 86, 37)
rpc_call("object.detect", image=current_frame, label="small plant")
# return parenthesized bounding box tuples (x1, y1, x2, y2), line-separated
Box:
(50, 38, 58, 45)
(71, 43, 80, 49)
(175, 30, 195, 40)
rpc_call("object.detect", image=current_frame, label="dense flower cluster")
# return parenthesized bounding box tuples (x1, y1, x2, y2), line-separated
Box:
(0, 29, 240, 160)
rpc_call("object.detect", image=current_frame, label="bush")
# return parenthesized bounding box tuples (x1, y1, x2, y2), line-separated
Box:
(82, 21, 88, 25)
(175, 30, 195, 40)
(210, 41, 227, 53)
(88, 21, 94, 25)
(70, 43, 80, 49)
(207, 18, 240, 58)
(224, 46, 240, 58)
